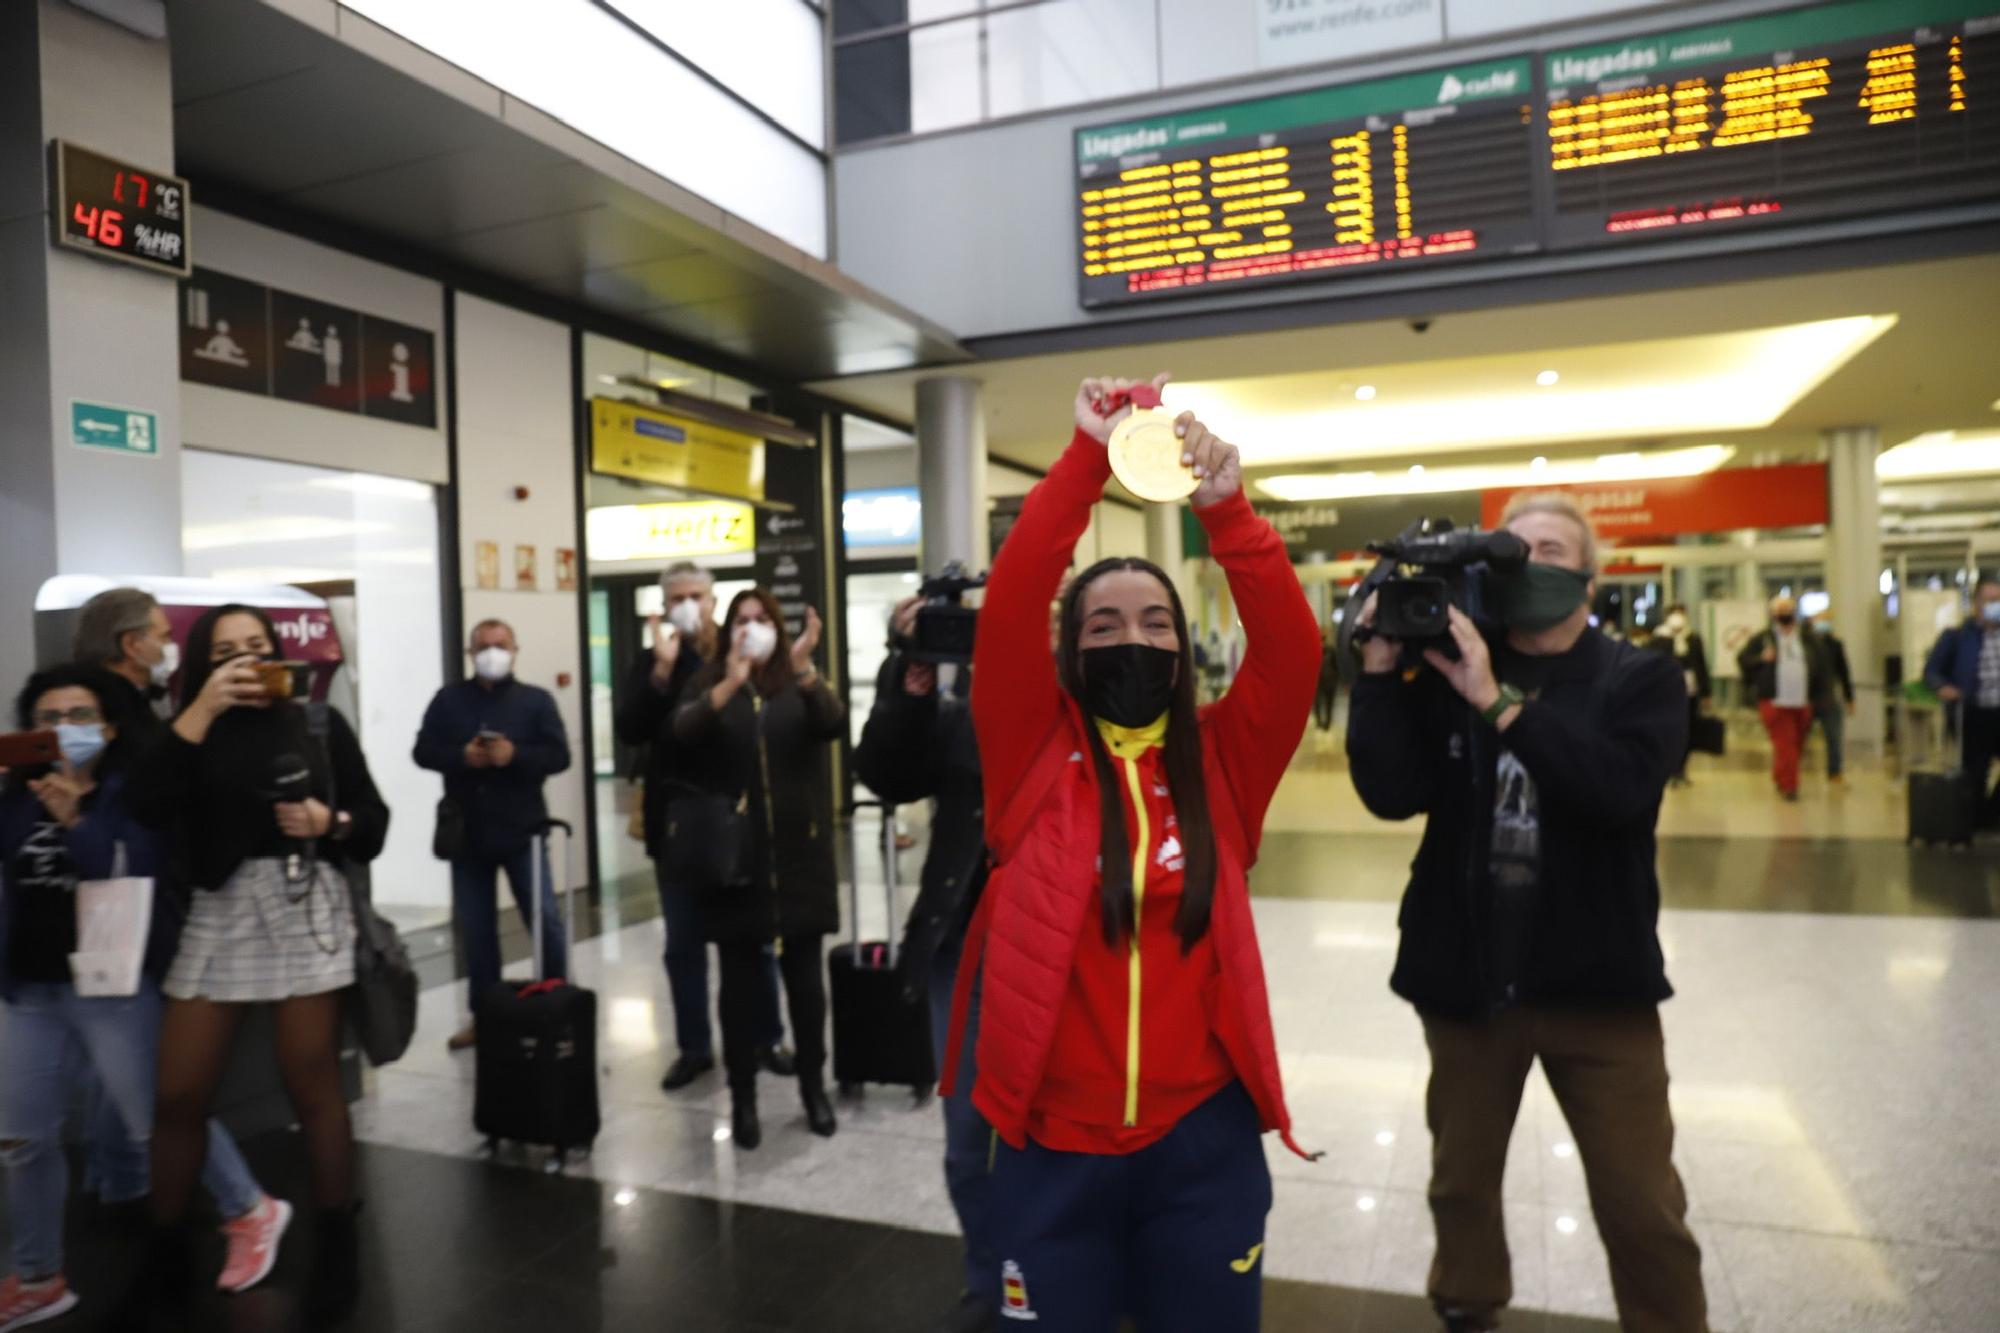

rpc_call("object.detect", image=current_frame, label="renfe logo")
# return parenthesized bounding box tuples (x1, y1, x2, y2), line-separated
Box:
(1437, 67, 1520, 103)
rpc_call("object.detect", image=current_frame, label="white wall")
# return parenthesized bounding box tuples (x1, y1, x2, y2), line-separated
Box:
(179, 208, 448, 483)
(453, 293, 589, 890)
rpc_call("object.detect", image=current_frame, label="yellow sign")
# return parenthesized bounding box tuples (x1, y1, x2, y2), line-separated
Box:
(590, 397, 765, 502)
(586, 501, 756, 562)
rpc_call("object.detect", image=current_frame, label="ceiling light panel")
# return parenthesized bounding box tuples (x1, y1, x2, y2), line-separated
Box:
(1256, 444, 1736, 502)
(1168, 316, 1894, 466)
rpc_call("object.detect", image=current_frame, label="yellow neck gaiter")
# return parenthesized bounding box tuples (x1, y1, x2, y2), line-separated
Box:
(1095, 712, 1168, 760)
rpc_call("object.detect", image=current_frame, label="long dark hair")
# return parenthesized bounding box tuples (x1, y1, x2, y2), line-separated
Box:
(691, 588, 797, 699)
(177, 603, 286, 715)
(1057, 557, 1218, 952)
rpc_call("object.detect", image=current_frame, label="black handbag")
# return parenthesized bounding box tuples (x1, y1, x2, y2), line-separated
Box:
(663, 789, 752, 892)
(306, 704, 419, 1066)
(1689, 714, 1726, 756)
(432, 795, 465, 860)
(342, 860, 418, 1066)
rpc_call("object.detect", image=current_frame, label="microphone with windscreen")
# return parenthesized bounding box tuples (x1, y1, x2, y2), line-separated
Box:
(268, 752, 314, 881)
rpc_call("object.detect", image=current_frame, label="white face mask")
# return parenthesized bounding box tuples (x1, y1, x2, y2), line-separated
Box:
(149, 640, 180, 688)
(667, 598, 705, 637)
(473, 645, 515, 681)
(738, 620, 778, 664)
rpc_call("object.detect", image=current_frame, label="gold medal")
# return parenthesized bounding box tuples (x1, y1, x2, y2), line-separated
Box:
(1108, 408, 1198, 503)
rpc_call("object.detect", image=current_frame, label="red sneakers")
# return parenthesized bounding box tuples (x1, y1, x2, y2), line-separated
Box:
(0, 1274, 79, 1332)
(217, 1194, 294, 1294)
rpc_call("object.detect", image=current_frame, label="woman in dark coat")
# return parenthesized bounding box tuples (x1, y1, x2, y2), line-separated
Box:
(672, 588, 844, 1149)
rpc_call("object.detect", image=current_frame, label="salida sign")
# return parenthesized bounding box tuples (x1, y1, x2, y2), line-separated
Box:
(1479, 462, 1828, 539)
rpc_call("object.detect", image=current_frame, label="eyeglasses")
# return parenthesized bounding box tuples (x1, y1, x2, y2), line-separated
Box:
(33, 707, 102, 725)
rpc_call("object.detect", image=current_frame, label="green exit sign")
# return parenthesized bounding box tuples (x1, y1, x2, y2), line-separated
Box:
(69, 399, 158, 456)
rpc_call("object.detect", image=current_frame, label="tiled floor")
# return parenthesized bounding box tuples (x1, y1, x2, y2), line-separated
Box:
(330, 877, 2000, 1333)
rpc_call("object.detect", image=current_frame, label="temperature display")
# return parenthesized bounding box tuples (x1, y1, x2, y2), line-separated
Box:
(50, 140, 192, 277)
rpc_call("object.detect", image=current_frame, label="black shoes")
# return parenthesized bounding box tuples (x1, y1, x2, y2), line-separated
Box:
(660, 1053, 716, 1092)
(801, 1078, 838, 1138)
(731, 1087, 763, 1151)
(759, 1043, 797, 1077)
(938, 1289, 994, 1332)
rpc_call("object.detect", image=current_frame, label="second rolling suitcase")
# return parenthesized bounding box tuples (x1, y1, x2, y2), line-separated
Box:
(829, 799, 936, 1097)
(473, 818, 601, 1165)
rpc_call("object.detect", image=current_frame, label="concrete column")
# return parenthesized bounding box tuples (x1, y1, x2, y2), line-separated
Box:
(1, 0, 184, 688)
(1825, 426, 1885, 751)
(1144, 500, 1201, 621)
(914, 376, 988, 573)
(1732, 529, 1763, 601)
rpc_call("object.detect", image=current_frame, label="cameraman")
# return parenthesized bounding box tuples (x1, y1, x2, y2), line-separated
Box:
(1347, 493, 1707, 1333)
(852, 595, 993, 1333)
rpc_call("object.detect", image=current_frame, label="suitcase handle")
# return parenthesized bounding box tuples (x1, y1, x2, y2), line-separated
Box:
(529, 820, 574, 985)
(844, 800, 899, 968)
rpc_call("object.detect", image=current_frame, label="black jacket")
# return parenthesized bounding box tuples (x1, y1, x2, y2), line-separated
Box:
(1347, 628, 1684, 1018)
(130, 703, 389, 892)
(1820, 630, 1854, 705)
(613, 644, 710, 858)
(413, 677, 572, 861)
(671, 675, 846, 942)
(1736, 626, 1835, 707)
(1646, 630, 1711, 700)
(852, 654, 986, 1002)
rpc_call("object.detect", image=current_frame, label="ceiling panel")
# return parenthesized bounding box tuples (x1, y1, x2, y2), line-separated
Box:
(168, 0, 963, 381)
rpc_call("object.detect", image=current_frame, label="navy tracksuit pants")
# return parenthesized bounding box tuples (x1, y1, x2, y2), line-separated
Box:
(985, 1081, 1272, 1331)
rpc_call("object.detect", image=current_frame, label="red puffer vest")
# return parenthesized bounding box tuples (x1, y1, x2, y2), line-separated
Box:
(940, 428, 1321, 1160)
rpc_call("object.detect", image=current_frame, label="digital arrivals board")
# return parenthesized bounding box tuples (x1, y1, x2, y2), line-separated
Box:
(1544, 0, 1999, 247)
(1075, 59, 1541, 306)
(1073, 0, 2000, 308)
(50, 140, 191, 277)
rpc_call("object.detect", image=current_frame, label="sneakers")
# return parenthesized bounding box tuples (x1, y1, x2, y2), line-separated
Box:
(0, 1274, 79, 1332)
(218, 1194, 294, 1294)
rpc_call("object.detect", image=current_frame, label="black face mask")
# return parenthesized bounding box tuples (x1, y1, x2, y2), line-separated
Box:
(1081, 644, 1178, 727)
(1773, 614, 1796, 628)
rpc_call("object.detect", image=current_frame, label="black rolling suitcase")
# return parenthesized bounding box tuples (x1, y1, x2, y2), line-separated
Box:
(474, 819, 600, 1167)
(829, 800, 936, 1098)
(1907, 705, 1979, 849)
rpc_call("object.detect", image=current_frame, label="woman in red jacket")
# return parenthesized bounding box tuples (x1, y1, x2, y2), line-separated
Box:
(941, 375, 1321, 1331)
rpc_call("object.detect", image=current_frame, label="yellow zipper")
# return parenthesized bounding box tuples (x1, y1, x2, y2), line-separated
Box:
(1120, 755, 1149, 1127)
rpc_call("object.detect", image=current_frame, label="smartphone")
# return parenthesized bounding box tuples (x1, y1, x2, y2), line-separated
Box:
(475, 728, 505, 743)
(256, 660, 313, 700)
(0, 729, 61, 770)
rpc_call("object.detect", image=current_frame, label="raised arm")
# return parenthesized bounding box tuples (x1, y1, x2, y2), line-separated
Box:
(1198, 489, 1322, 842)
(972, 377, 1150, 814)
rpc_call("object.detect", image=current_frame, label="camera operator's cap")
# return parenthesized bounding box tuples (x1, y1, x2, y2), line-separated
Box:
(1109, 408, 1199, 503)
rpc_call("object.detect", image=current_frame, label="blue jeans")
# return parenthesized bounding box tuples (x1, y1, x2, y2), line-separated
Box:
(653, 863, 781, 1060)
(453, 844, 568, 1009)
(929, 933, 997, 1307)
(0, 981, 263, 1279)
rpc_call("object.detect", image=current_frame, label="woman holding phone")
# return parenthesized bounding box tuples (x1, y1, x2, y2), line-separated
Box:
(671, 592, 845, 1150)
(125, 604, 388, 1325)
(937, 375, 1321, 1330)
(0, 665, 285, 1331)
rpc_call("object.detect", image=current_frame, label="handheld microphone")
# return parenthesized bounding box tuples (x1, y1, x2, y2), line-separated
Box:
(268, 752, 313, 879)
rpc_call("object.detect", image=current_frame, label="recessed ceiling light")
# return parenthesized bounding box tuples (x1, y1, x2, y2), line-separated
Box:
(1171, 315, 1895, 465)
(1536, 370, 1560, 386)
(1879, 431, 2000, 480)
(1529, 456, 1548, 469)
(1256, 444, 1736, 502)
(1354, 385, 1377, 401)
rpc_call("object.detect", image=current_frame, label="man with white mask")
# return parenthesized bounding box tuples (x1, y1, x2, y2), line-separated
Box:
(617, 564, 793, 1093)
(414, 619, 573, 1050)
(73, 587, 180, 723)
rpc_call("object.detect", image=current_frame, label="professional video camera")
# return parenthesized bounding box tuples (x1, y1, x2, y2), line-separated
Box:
(1343, 519, 1528, 668)
(900, 561, 987, 664)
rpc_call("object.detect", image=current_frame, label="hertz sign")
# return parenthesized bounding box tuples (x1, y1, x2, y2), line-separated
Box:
(586, 501, 756, 561)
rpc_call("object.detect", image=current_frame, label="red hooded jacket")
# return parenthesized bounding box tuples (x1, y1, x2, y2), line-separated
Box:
(942, 428, 1321, 1158)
